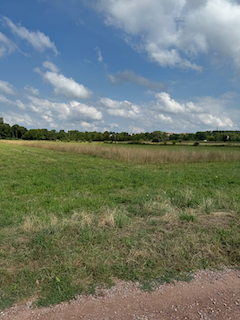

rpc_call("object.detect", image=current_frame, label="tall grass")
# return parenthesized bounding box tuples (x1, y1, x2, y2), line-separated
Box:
(1, 140, 240, 164)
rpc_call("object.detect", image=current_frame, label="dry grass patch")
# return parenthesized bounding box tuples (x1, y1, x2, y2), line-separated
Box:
(2, 140, 240, 164)
(98, 208, 116, 228)
(23, 214, 59, 233)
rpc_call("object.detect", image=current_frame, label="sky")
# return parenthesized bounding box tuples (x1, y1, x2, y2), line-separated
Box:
(0, 0, 240, 133)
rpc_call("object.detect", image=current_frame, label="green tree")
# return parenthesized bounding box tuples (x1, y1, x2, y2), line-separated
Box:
(0, 124, 12, 139)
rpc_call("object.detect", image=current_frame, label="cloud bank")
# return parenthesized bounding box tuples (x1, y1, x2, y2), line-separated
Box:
(93, 0, 240, 70)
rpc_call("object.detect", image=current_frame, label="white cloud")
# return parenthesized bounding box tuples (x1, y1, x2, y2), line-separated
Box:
(152, 92, 205, 114)
(97, 92, 236, 132)
(95, 46, 103, 63)
(197, 113, 233, 128)
(42, 61, 59, 73)
(81, 121, 98, 131)
(93, 0, 240, 70)
(99, 97, 141, 119)
(94, 46, 108, 68)
(1, 111, 34, 127)
(0, 94, 14, 104)
(68, 100, 102, 121)
(24, 86, 39, 96)
(3, 17, 59, 55)
(108, 70, 166, 90)
(103, 123, 119, 132)
(0, 80, 16, 95)
(35, 63, 92, 99)
(26, 96, 102, 124)
(156, 114, 173, 123)
(97, 92, 235, 131)
(43, 71, 92, 99)
(130, 126, 145, 133)
(0, 32, 17, 58)
(15, 99, 27, 110)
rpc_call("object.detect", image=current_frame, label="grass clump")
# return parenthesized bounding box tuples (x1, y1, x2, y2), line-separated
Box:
(179, 213, 197, 223)
(0, 143, 240, 309)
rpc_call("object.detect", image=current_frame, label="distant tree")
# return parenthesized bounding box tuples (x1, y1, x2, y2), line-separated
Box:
(0, 123, 12, 139)
(195, 132, 207, 140)
(57, 130, 67, 140)
(22, 129, 45, 140)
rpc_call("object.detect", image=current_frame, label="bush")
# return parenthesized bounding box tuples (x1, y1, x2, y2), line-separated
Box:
(193, 141, 199, 146)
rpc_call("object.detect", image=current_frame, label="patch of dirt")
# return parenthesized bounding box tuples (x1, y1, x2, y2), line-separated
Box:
(1, 267, 240, 320)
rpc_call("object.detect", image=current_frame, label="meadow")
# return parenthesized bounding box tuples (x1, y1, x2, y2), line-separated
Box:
(0, 141, 240, 309)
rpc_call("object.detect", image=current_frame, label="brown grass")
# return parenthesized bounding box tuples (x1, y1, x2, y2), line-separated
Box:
(1, 140, 240, 164)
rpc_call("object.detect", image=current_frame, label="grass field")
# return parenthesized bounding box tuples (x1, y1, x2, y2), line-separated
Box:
(0, 141, 240, 309)
(2, 140, 240, 164)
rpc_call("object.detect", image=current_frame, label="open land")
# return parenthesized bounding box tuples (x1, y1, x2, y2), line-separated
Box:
(0, 141, 240, 318)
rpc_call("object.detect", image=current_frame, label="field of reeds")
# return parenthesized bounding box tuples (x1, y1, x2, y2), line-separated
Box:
(0, 141, 240, 310)
(1, 140, 240, 164)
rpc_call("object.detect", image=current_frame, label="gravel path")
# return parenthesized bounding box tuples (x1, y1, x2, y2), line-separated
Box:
(1, 268, 240, 320)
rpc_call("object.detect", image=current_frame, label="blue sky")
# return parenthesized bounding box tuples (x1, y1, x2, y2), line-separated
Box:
(0, 0, 239, 133)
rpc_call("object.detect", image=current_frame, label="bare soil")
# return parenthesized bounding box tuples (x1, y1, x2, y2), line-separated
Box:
(1, 268, 240, 320)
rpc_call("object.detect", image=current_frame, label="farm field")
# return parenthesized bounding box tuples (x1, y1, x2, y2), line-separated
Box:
(0, 141, 240, 310)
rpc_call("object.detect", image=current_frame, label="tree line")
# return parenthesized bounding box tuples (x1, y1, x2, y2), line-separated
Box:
(0, 118, 240, 142)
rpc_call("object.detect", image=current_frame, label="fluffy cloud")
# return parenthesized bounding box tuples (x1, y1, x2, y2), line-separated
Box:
(0, 80, 16, 95)
(0, 32, 17, 58)
(0, 93, 103, 129)
(153, 92, 205, 114)
(98, 92, 236, 131)
(156, 114, 173, 123)
(42, 61, 59, 73)
(99, 97, 141, 119)
(1, 111, 34, 127)
(43, 72, 92, 99)
(81, 121, 98, 131)
(36, 62, 92, 99)
(152, 92, 234, 129)
(197, 114, 233, 128)
(93, 0, 240, 70)
(108, 70, 166, 90)
(3, 17, 59, 55)
(26, 96, 102, 123)
(24, 86, 39, 96)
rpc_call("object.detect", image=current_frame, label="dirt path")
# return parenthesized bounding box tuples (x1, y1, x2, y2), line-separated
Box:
(1, 268, 240, 320)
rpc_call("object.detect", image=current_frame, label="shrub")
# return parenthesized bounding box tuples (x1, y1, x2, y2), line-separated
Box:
(193, 141, 199, 146)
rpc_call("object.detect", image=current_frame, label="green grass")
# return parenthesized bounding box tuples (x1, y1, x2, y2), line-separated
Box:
(0, 143, 240, 309)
